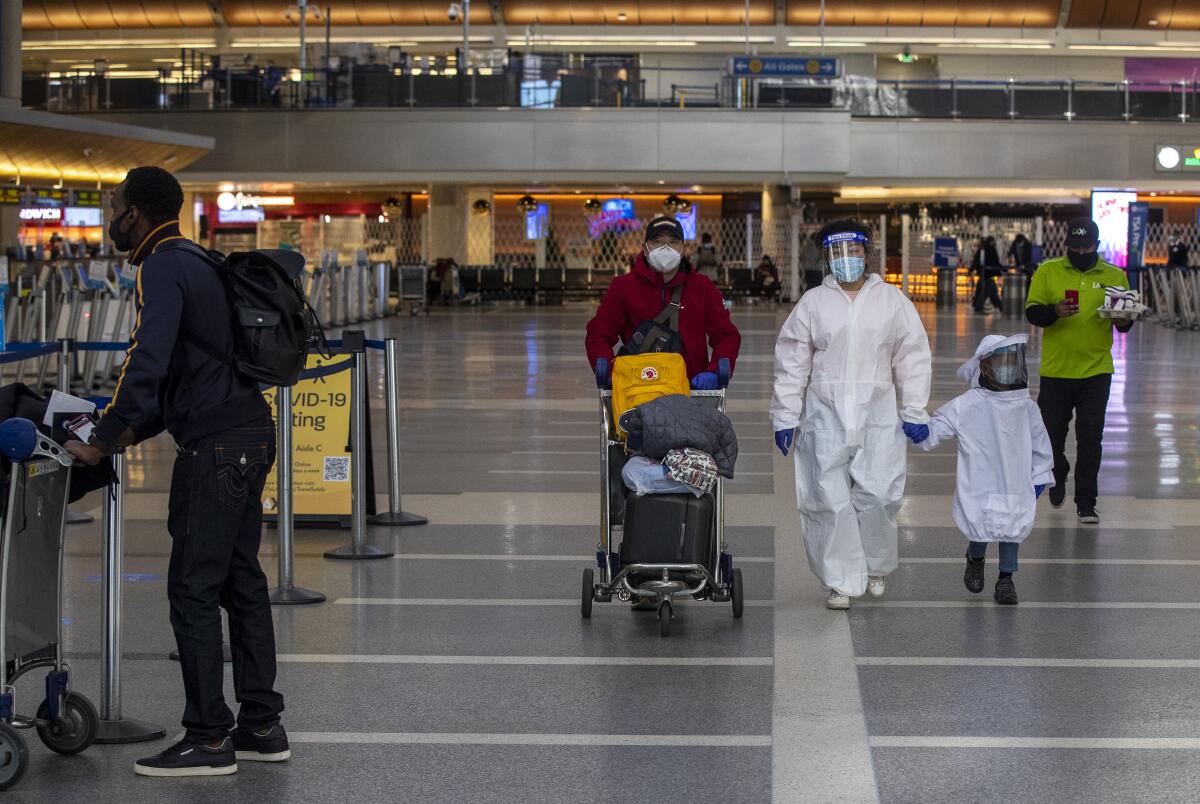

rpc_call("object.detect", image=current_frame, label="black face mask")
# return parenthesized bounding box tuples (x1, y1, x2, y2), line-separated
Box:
(108, 207, 134, 253)
(1067, 250, 1098, 270)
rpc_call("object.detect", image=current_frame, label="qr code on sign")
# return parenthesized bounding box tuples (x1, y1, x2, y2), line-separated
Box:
(323, 457, 350, 482)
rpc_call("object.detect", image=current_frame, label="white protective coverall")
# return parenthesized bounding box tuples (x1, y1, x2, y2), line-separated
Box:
(770, 274, 932, 597)
(920, 334, 1055, 543)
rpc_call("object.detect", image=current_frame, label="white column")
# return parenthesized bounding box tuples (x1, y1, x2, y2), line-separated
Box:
(1035, 215, 1044, 246)
(427, 184, 468, 264)
(878, 214, 887, 276)
(901, 212, 911, 295)
(465, 188, 493, 266)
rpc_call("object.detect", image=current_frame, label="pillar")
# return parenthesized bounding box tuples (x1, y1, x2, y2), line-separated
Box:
(0, 206, 19, 259)
(1, 0, 21, 104)
(427, 184, 467, 265)
(465, 188, 493, 267)
(760, 184, 789, 270)
(180, 190, 199, 243)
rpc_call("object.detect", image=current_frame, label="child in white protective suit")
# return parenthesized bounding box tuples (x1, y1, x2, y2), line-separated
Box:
(771, 220, 932, 611)
(906, 333, 1054, 605)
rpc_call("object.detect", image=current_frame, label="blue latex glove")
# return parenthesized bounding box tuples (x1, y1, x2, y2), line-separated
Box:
(691, 372, 719, 391)
(902, 422, 930, 444)
(774, 429, 794, 457)
(1035, 484, 1046, 499)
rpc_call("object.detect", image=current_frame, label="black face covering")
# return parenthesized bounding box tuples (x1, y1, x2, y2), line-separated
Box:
(108, 207, 133, 253)
(1067, 249, 1098, 270)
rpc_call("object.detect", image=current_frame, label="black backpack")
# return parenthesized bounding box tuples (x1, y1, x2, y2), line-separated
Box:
(182, 245, 329, 387)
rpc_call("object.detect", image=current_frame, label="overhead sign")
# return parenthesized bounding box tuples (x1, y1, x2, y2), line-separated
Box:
(217, 191, 295, 211)
(731, 56, 840, 78)
(31, 188, 65, 207)
(70, 189, 103, 207)
(261, 354, 354, 520)
(0, 187, 22, 205)
(1154, 144, 1200, 171)
(19, 207, 62, 221)
(218, 207, 265, 224)
(1128, 201, 1149, 268)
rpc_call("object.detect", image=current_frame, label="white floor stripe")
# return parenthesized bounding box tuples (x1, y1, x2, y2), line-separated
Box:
(278, 654, 772, 666)
(870, 736, 1200, 750)
(334, 597, 774, 607)
(900, 557, 1200, 566)
(857, 601, 1200, 609)
(289, 732, 773, 748)
(490, 469, 774, 477)
(389, 553, 773, 563)
(856, 657, 1200, 669)
(510, 450, 774, 457)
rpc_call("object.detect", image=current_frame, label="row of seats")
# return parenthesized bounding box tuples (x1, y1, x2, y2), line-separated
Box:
(444, 266, 777, 303)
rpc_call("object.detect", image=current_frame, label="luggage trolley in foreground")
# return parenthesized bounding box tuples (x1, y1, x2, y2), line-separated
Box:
(0, 419, 100, 790)
(583, 355, 743, 637)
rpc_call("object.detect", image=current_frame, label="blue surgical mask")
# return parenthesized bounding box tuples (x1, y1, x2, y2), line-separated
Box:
(830, 256, 866, 283)
(990, 364, 1023, 386)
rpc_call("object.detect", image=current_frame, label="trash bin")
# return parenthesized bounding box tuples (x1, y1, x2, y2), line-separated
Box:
(1002, 269, 1027, 317)
(936, 267, 957, 308)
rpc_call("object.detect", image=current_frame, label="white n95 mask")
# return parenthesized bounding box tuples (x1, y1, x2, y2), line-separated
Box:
(647, 245, 682, 273)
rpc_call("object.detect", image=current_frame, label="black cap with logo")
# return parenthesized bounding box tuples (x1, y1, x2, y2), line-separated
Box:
(644, 215, 685, 242)
(1065, 218, 1100, 249)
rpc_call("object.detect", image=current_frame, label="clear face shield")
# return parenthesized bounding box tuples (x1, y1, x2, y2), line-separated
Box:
(979, 343, 1028, 391)
(822, 231, 871, 284)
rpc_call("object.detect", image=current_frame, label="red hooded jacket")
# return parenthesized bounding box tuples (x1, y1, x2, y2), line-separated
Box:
(585, 255, 741, 380)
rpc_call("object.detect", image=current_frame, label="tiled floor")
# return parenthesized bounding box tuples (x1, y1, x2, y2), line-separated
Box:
(10, 302, 1200, 803)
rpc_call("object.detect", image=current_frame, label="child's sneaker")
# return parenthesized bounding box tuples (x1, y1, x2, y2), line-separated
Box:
(866, 576, 886, 597)
(825, 590, 850, 610)
(963, 554, 985, 594)
(994, 573, 1018, 605)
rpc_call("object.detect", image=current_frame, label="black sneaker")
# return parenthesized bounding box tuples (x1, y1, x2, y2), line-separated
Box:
(994, 575, 1018, 606)
(963, 554, 985, 594)
(1077, 506, 1100, 525)
(1049, 485, 1066, 509)
(134, 737, 237, 777)
(230, 724, 291, 762)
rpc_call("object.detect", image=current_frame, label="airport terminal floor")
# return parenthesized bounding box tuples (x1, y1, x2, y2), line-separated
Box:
(16, 302, 1200, 803)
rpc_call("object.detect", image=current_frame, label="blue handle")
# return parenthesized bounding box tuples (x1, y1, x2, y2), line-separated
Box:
(595, 358, 610, 390)
(717, 358, 731, 389)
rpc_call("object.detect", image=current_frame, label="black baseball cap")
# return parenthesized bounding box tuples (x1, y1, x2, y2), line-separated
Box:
(645, 215, 684, 242)
(1066, 218, 1100, 249)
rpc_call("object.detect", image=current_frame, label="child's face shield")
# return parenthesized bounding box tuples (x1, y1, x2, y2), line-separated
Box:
(980, 343, 1028, 390)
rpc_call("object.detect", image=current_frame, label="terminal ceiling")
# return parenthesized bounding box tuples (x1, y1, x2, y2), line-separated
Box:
(20, 1, 1198, 29)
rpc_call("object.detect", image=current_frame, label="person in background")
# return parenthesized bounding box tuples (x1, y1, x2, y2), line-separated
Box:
(1168, 234, 1190, 268)
(971, 235, 1003, 314)
(1008, 232, 1036, 289)
(1025, 217, 1134, 525)
(770, 219, 932, 611)
(64, 166, 289, 777)
(907, 334, 1054, 606)
(753, 255, 780, 301)
(694, 232, 721, 282)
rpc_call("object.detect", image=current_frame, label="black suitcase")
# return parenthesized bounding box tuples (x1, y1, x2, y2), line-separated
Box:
(621, 492, 715, 573)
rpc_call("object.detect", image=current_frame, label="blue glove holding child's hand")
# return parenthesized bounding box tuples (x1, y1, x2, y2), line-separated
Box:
(774, 429, 794, 457)
(902, 422, 930, 444)
(1035, 484, 1046, 499)
(690, 372, 719, 391)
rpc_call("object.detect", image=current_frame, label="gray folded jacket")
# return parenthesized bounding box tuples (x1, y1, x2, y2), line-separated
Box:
(618, 394, 738, 478)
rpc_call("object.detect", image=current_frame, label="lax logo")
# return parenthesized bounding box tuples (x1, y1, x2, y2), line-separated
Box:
(1072, 227, 1089, 237)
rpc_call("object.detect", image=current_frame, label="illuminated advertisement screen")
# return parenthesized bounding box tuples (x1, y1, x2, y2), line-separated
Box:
(218, 207, 265, 224)
(1091, 190, 1137, 268)
(674, 205, 697, 241)
(525, 203, 549, 240)
(64, 207, 102, 227)
(589, 198, 636, 238)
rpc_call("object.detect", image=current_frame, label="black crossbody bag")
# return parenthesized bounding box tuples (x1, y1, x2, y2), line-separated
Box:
(619, 284, 684, 356)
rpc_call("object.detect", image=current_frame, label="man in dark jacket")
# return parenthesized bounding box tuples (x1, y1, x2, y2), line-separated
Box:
(971, 235, 1003, 314)
(65, 166, 289, 777)
(585, 215, 741, 386)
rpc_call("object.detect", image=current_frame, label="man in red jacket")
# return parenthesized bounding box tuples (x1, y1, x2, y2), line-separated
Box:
(585, 216, 741, 387)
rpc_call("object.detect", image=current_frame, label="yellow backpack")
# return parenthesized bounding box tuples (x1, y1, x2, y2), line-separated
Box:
(611, 353, 690, 441)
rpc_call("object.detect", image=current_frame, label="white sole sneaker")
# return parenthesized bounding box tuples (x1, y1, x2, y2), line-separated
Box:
(235, 749, 291, 762)
(826, 592, 850, 610)
(867, 577, 886, 598)
(134, 763, 238, 777)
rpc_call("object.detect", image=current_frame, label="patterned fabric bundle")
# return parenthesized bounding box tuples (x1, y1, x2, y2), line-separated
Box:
(1102, 286, 1145, 313)
(662, 448, 719, 494)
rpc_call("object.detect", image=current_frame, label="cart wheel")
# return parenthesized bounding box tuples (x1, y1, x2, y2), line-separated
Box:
(731, 568, 744, 619)
(581, 569, 594, 619)
(658, 600, 673, 638)
(0, 722, 28, 791)
(36, 691, 98, 756)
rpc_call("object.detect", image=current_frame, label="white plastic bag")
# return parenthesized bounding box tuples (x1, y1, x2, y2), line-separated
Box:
(622, 456, 703, 497)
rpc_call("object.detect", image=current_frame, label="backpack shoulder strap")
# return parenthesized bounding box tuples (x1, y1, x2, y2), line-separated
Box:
(653, 283, 684, 330)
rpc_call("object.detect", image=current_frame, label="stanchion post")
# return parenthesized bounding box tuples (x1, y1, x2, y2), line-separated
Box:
(325, 331, 393, 560)
(95, 451, 166, 744)
(368, 338, 427, 527)
(57, 338, 72, 394)
(270, 385, 327, 603)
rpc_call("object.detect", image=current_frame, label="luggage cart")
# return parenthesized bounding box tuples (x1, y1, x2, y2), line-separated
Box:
(0, 421, 100, 789)
(398, 265, 429, 316)
(582, 357, 743, 637)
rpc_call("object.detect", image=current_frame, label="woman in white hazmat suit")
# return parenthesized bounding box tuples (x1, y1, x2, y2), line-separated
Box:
(770, 220, 932, 611)
(909, 333, 1055, 605)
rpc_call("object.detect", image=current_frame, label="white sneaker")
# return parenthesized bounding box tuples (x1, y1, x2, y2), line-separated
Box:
(826, 590, 850, 610)
(867, 576, 886, 598)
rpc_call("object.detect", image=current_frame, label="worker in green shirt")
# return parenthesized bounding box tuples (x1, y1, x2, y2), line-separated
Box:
(1025, 218, 1134, 525)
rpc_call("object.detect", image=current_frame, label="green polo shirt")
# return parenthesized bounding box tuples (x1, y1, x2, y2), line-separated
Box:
(1026, 256, 1129, 379)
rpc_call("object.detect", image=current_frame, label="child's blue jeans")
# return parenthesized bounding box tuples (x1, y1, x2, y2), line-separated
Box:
(968, 541, 1019, 574)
